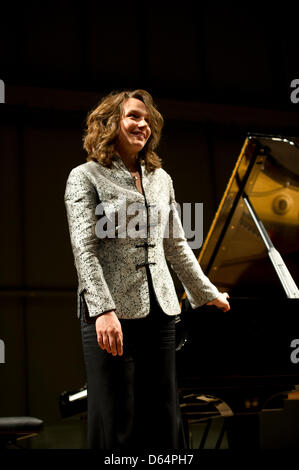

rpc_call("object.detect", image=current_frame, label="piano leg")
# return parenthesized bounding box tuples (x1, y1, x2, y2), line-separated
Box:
(226, 414, 260, 449)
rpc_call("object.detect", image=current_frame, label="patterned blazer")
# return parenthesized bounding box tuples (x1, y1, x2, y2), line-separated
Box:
(64, 157, 220, 320)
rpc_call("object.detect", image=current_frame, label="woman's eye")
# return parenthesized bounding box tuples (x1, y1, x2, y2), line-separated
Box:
(128, 113, 150, 125)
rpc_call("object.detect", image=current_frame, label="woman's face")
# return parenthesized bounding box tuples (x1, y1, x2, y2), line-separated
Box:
(116, 98, 151, 158)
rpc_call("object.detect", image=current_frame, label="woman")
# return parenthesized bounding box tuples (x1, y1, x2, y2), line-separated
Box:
(64, 89, 230, 450)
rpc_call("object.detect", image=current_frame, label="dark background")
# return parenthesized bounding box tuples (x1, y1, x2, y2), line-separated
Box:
(0, 2, 299, 428)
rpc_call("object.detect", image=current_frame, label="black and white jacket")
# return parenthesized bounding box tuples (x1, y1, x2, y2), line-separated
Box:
(64, 157, 220, 320)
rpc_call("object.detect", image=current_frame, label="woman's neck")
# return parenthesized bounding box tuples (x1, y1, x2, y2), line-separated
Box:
(118, 152, 139, 172)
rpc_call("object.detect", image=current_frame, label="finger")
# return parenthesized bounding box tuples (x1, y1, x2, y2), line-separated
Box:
(102, 334, 111, 353)
(108, 333, 117, 356)
(116, 333, 123, 356)
(97, 333, 105, 350)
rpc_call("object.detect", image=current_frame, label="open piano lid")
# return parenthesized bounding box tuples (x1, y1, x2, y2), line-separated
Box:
(196, 133, 299, 299)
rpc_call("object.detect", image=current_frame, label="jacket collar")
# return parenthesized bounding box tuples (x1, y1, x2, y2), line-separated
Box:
(112, 154, 147, 179)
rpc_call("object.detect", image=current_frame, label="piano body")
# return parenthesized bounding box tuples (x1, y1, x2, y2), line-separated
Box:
(60, 133, 299, 449)
(176, 133, 299, 448)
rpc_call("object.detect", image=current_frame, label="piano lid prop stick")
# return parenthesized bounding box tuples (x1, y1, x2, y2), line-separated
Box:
(243, 194, 299, 299)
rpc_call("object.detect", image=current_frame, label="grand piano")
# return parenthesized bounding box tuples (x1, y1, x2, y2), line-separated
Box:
(60, 133, 299, 449)
(176, 133, 299, 448)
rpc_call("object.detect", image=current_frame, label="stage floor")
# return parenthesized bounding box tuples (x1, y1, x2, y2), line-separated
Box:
(4, 399, 299, 450)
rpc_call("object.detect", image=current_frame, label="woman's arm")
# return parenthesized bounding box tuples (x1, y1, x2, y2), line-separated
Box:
(64, 166, 116, 318)
(65, 166, 123, 355)
(163, 174, 230, 312)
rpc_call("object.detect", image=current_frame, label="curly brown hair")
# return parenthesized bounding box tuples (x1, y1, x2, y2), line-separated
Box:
(83, 89, 164, 172)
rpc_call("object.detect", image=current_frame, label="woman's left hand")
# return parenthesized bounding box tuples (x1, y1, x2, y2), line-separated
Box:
(206, 292, 230, 312)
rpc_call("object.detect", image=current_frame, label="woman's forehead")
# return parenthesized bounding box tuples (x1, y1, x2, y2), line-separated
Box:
(123, 98, 150, 116)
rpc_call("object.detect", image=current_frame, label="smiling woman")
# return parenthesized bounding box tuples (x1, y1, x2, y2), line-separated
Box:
(116, 98, 152, 163)
(83, 89, 164, 172)
(64, 88, 229, 450)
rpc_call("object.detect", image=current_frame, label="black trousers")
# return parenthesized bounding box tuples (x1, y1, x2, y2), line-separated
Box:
(80, 277, 181, 450)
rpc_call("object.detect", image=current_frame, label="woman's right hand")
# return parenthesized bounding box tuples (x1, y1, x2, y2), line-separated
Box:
(95, 310, 123, 356)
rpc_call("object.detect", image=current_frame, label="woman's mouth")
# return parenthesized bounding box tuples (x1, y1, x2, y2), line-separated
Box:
(131, 131, 146, 138)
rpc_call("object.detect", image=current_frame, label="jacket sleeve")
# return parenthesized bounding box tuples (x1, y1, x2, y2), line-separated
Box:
(163, 174, 220, 308)
(64, 166, 116, 317)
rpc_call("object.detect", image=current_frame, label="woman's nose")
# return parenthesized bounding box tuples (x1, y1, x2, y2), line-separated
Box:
(138, 119, 148, 128)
